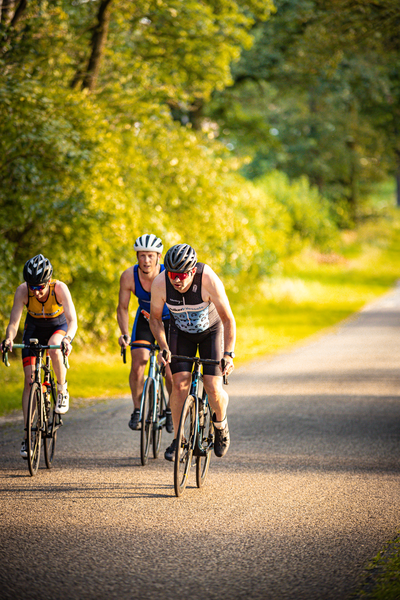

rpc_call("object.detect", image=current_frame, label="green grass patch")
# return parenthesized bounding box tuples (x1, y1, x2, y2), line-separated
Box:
(351, 535, 400, 599)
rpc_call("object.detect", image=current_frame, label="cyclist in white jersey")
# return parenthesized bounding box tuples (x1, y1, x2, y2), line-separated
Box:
(150, 244, 236, 460)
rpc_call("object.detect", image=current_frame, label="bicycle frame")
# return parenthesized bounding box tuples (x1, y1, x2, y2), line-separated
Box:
(124, 341, 167, 431)
(140, 348, 167, 432)
(170, 355, 222, 458)
(12, 340, 67, 438)
(1, 338, 69, 475)
(187, 359, 213, 457)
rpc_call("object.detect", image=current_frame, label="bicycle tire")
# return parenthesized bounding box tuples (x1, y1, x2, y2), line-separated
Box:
(174, 395, 196, 497)
(152, 379, 164, 459)
(196, 398, 214, 489)
(44, 376, 57, 468)
(27, 382, 42, 476)
(140, 378, 153, 466)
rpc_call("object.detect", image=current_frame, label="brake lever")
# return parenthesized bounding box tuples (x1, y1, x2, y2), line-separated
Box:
(61, 344, 70, 369)
(2, 349, 10, 368)
(221, 358, 228, 385)
(161, 349, 169, 377)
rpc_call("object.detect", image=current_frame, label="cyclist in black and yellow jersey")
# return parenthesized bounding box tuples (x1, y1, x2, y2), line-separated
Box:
(2, 254, 78, 459)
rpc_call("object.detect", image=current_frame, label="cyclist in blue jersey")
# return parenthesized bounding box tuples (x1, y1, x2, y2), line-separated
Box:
(150, 244, 236, 460)
(117, 234, 173, 432)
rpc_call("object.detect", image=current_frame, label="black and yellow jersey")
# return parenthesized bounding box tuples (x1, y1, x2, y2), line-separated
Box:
(26, 279, 64, 320)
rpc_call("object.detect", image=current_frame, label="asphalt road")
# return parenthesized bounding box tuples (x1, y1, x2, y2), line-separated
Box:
(1, 288, 400, 600)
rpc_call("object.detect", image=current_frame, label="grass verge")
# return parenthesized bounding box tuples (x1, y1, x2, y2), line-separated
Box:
(351, 535, 400, 599)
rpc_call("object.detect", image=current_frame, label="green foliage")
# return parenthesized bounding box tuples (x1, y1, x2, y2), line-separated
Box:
(351, 535, 400, 600)
(253, 171, 339, 252)
(1, 0, 396, 352)
(205, 0, 400, 220)
(0, 73, 129, 343)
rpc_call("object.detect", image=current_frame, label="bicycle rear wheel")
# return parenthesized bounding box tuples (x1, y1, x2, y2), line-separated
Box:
(27, 382, 42, 476)
(140, 378, 154, 466)
(174, 395, 196, 497)
(152, 379, 165, 459)
(44, 376, 57, 469)
(196, 399, 214, 488)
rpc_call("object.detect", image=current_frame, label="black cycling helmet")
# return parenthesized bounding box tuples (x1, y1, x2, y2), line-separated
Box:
(23, 254, 53, 285)
(164, 244, 197, 272)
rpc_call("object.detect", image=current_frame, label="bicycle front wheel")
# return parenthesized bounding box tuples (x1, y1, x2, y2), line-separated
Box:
(44, 376, 57, 469)
(174, 395, 196, 497)
(153, 378, 166, 459)
(27, 382, 42, 476)
(196, 399, 214, 489)
(140, 378, 154, 466)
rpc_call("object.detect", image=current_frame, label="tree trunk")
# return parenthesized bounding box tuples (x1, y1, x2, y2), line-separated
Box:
(10, 0, 27, 27)
(346, 136, 359, 221)
(0, 0, 15, 25)
(0, 0, 26, 26)
(396, 156, 400, 208)
(81, 0, 113, 92)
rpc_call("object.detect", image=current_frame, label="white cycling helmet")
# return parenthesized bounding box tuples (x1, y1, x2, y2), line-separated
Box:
(134, 234, 163, 254)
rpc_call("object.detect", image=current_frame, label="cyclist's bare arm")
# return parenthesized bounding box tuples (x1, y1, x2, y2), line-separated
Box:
(116, 268, 135, 348)
(54, 281, 78, 355)
(3, 284, 28, 351)
(202, 265, 236, 375)
(149, 273, 169, 364)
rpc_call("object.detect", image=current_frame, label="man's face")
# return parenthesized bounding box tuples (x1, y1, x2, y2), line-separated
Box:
(137, 251, 159, 273)
(167, 267, 196, 293)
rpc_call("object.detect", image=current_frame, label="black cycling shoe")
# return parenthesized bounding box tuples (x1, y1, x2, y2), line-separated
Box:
(165, 409, 174, 434)
(128, 409, 141, 431)
(213, 416, 230, 458)
(164, 438, 177, 462)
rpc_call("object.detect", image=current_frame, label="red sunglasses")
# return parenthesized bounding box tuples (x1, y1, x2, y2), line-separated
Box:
(168, 271, 190, 281)
(29, 283, 47, 291)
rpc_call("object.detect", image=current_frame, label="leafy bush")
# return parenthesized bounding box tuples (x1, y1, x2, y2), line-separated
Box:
(253, 171, 338, 252)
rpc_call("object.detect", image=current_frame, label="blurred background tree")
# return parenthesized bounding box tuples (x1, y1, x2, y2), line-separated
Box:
(0, 0, 397, 345)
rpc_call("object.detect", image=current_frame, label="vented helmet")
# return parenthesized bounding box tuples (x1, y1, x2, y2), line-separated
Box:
(134, 234, 163, 254)
(23, 254, 53, 285)
(164, 244, 197, 272)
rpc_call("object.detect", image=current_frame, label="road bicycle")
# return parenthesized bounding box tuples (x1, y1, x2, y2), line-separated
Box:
(171, 354, 228, 497)
(122, 341, 169, 465)
(2, 338, 68, 476)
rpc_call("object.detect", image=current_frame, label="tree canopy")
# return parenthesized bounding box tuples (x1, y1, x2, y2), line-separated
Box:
(1, 0, 397, 344)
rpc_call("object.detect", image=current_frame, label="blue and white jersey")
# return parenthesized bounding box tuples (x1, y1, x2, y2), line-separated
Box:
(165, 263, 220, 334)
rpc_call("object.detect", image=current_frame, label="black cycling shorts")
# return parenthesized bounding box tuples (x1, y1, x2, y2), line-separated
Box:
(22, 315, 68, 365)
(168, 320, 223, 376)
(131, 311, 170, 346)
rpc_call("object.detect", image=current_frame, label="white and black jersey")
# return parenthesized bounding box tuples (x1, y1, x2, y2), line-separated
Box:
(165, 263, 220, 334)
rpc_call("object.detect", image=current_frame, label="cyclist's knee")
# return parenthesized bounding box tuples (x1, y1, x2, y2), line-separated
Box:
(48, 347, 62, 363)
(203, 374, 223, 394)
(172, 371, 191, 393)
